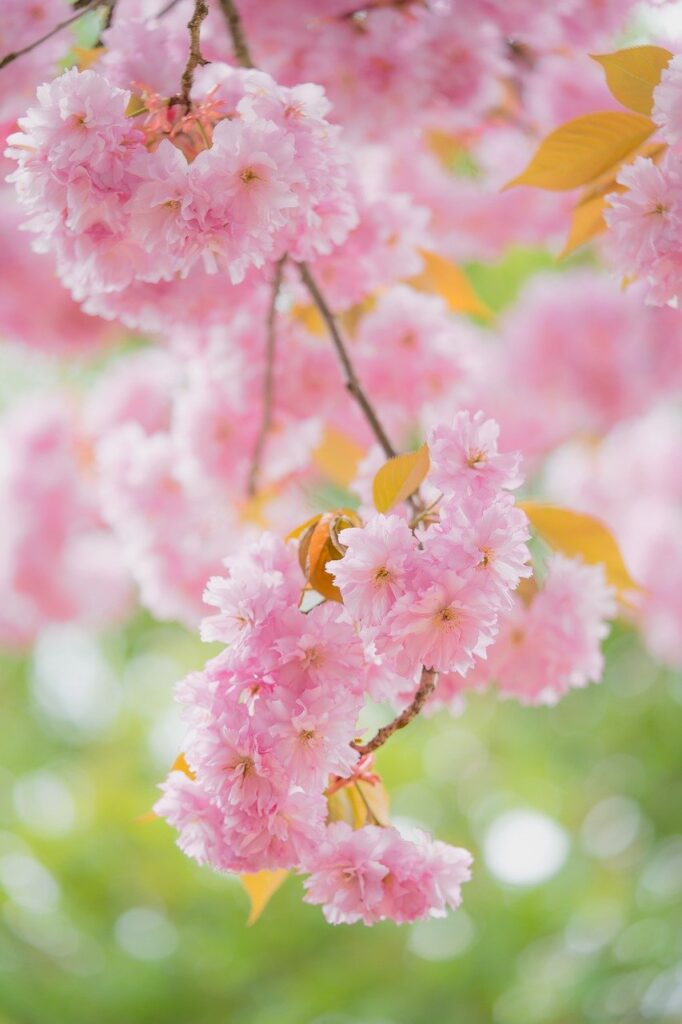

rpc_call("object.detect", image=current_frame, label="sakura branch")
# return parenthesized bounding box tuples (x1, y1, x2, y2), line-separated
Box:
(352, 667, 438, 756)
(298, 262, 397, 460)
(0, 0, 102, 71)
(217, 0, 255, 69)
(247, 256, 286, 497)
(176, 0, 210, 109)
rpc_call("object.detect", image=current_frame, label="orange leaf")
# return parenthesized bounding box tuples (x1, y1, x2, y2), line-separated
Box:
(410, 250, 493, 320)
(592, 46, 673, 116)
(373, 445, 430, 513)
(240, 870, 289, 925)
(505, 111, 656, 191)
(313, 428, 366, 488)
(519, 501, 640, 596)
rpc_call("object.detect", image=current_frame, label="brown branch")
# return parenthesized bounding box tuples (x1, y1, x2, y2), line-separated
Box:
(0, 0, 103, 71)
(247, 256, 286, 497)
(298, 262, 397, 460)
(217, 0, 255, 68)
(352, 667, 437, 756)
(175, 0, 210, 108)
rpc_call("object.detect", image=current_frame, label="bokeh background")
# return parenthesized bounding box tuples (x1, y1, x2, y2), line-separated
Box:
(1, 247, 681, 1024)
(4, 0, 682, 1019)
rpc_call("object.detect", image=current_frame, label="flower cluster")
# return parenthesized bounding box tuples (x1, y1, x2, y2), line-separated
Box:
(461, 555, 617, 706)
(154, 410, 536, 923)
(0, 394, 132, 648)
(604, 55, 682, 305)
(6, 63, 357, 313)
(333, 412, 530, 685)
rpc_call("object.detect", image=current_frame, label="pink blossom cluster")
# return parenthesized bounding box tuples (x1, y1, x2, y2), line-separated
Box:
(456, 555, 617, 707)
(154, 530, 473, 924)
(545, 406, 682, 668)
(604, 53, 682, 305)
(0, 0, 66, 120)
(333, 411, 531, 686)
(6, 63, 357, 314)
(0, 393, 132, 648)
(468, 271, 682, 460)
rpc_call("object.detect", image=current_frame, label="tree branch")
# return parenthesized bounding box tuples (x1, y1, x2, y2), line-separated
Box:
(0, 0, 102, 71)
(247, 256, 286, 497)
(175, 0, 210, 109)
(298, 262, 397, 460)
(352, 667, 437, 756)
(217, 0, 255, 69)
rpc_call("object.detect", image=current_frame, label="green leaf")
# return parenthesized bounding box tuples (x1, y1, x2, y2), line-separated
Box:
(592, 46, 673, 116)
(372, 446, 430, 514)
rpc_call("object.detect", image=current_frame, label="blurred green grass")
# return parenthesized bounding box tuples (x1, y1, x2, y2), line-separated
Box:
(0, 617, 680, 1024)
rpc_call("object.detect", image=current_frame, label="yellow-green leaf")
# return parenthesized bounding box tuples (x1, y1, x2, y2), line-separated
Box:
(326, 778, 390, 829)
(519, 501, 639, 594)
(240, 870, 289, 925)
(410, 250, 493, 320)
(504, 111, 656, 191)
(124, 93, 147, 118)
(592, 46, 673, 116)
(313, 428, 366, 488)
(373, 445, 430, 514)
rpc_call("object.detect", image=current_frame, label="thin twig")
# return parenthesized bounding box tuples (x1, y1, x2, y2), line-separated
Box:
(157, 0, 184, 15)
(247, 256, 286, 497)
(0, 0, 102, 71)
(352, 668, 437, 756)
(175, 0, 210, 108)
(217, 0, 255, 68)
(298, 262, 397, 460)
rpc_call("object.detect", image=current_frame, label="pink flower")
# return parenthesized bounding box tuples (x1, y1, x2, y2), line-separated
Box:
(302, 822, 390, 925)
(653, 54, 682, 146)
(153, 772, 225, 868)
(428, 410, 523, 500)
(329, 514, 419, 625)
(302, 822, 473, 925)
(380, 571, 497, 676)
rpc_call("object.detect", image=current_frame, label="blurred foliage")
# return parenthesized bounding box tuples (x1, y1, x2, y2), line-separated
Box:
(0, 614, 680, 1024)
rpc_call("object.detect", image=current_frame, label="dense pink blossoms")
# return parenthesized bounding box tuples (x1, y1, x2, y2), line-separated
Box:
(0, 0, 673, 932)
(154, 410, 535, 923)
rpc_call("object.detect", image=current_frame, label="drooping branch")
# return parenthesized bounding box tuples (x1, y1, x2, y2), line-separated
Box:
(176, 0, 210, 109)
(298, 263, 397, 460)
(217, 0, 255, 69)
(247, 256, 286, 497)
(0, 0, 103, 71)
(352, 667, 438, 756)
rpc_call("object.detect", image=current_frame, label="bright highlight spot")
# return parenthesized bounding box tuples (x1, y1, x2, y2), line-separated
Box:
(484, 809, 569, 886)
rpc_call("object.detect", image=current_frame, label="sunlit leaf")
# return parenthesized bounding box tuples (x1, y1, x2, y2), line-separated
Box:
(504, 111, 656, 191)
(410, 250, 493, 320)
(299, 510, 361, 601)
(373, 445, 430, 514)
(290, 303, 325, 335)
(326, 777, 390, 829)
(519, 501, 640, 594)
(313, 428, 366, 488)
(592, 46, 673, 116)
(171, 753, 195, 779)
(286, 513, 323, 543)
(125, 93, 147, 117)
(240, 870, 289, 925)
(356, 778, 390, 828)
(73, 45, 103, 70)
